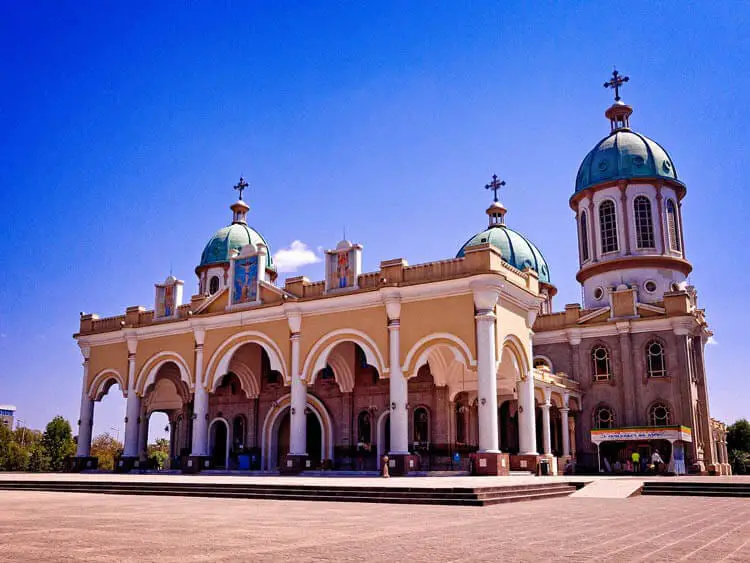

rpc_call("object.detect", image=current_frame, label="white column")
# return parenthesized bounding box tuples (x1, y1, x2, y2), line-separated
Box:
(191, 329, 209, 456)
(518, 330, 538, 455)
(560, 407, 570, 457)
(476, 310, 500, 452)
(289, 337, 308, 455)
(137, 406, 149, 460)
(383, 293, 409, 455)
(123, 340, 141, 458)
(287, 312, 307, 457)
(388, 319, 409, 454)
(76, 346, 94, 457)
(541, 399, 552, 456)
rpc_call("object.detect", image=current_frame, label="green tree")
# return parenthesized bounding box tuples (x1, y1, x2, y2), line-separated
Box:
(91, 433, 123, 471)
(0, 422, 14, 470)
(147, 438, 170, 470)
(27, 442, 50, 472)
(41, 416, 76, 471)
(727, 419, 750, 453)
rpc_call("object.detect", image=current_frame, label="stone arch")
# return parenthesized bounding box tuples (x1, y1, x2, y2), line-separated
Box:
(261, 393, 334, 471)
(205, 330, 287, 390)
(501, 334, 530, 376)
(136, 352, 192, 397)
(533, 354, 554, 372)
(402, 333, 475, 376)
(88, 369, 127, 400)
(210, 342, 264, 399)
(208, 417, 230, 469)
(302, 329, 386, 384)
(549, 391, 565, 408)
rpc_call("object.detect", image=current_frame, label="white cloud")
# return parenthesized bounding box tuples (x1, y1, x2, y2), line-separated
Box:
(706, 336, 718, 346)
(273, 240, 322, 273)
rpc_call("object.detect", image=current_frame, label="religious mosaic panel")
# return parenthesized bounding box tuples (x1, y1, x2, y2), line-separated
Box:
(233, 255, 259, 304)
(155, 281, 177, 318)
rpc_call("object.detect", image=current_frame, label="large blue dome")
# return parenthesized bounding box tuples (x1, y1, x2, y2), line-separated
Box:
(200, 223, 274, 269)
(457, 224, 551, 284)
(575, 129, 681, 193)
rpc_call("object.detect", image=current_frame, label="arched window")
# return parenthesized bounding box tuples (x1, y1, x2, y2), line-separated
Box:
(591, 345, 612, 381)
(593, 405, 615, 429)
(580, 211, 590, 262)
(666, 199, 682, 251)
(599, 200, 619, 254)
(534, 357, 552, 371)
(357, 411, 371, 444)
(413, 407, 430, 443)
(634, 196, 655, 249)
(648, 402, 672, 426)
(646, 340, 666, 378)
(318, 365, 335, 381)
(209, 276, 220, 295)
(232, 415, 245, 448)
(455, 403, 467, 444)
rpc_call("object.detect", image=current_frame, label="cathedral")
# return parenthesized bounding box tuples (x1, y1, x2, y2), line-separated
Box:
(72, 72, 731, 476)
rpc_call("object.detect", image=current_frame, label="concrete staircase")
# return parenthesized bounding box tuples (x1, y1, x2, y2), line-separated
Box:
(0, 479, 576, 506)
(642, 481, 750, 498)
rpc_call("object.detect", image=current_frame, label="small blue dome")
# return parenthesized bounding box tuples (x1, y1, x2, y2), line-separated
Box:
(575, 129, 681, 193)
(200, 223, 274, 269)
(457, 225, 551, 284)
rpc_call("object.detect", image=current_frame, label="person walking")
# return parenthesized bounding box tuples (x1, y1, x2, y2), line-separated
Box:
(651, 449, 664, 474)
(631, 450, 640, 474)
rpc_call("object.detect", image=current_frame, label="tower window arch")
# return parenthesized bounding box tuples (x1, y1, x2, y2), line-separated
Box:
(634, 196, 655, 249)
(666, 199, 682, 252)
(593, 405, 615, 429)
(357, 411, 371, 444)
(209, 276, 220, 295)
(646, 340, 666, 378)
(580, 210, 590, 262)
(598, 200, 619, 254)
(648, 402, 672, 426)
(591, 345, 612, 381)
(413, 407, 430, 443)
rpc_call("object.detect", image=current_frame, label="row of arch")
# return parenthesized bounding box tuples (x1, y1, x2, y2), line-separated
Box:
(535, 339, 668, 382)
(579, 195, 682, 262)
(593, 401, 674, 429)
(86, 329, 527, 402)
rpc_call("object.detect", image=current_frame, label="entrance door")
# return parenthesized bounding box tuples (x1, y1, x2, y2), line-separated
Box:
(277, 412, 291, 469)
(307, 412, 322, 468)
(212, 422, 228, 468)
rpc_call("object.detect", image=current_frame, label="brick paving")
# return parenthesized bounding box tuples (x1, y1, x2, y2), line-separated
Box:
(0, 491, 748, 562)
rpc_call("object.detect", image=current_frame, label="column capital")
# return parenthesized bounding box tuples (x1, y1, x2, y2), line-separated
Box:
(560, 407, 570, 415)
(387, 319, 401, 331)
(470, 278, 503, 311)
(126, 335, 138, 355)
(286, 309, 303, 333)
(290, 332, 301, 342)
(193, 327, 206, 346)
(382, 289, 401, 321)
(79, 344, 91, 360)
(474, 309, 496, 322)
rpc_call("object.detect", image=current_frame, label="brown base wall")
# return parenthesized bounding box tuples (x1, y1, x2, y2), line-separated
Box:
(387, 454, 420, 476)
(182, 456, 212, 474)
(473, 452, 510, 476)
(510, 454, 539, 473)
(281, 454, 310, 474)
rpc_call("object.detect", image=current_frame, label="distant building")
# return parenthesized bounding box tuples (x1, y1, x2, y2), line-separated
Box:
(0, 405, 16, 430)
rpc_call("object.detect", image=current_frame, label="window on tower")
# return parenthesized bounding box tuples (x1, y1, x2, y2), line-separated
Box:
(598, 200, 619, 253)
(580, 210, 590, 262)
(209, 276, 220, 295)
(591, 345, 612, 381)
(593, 405, 615, 429)
(634, 196, 655, 249)
(646, 340, 666, 378)
(666, 199, 682, 252)
(648, 402, 672, 426)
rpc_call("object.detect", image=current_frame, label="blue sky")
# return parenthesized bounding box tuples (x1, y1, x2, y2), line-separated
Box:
(1, 2, 748, 442)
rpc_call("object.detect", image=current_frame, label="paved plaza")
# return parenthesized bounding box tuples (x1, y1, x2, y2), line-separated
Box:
(1, 486, 748, 562)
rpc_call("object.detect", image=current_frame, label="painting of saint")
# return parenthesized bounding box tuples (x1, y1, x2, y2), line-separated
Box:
(164, 284, 174, 317)
(233, 256, 258, 304)
(337, 251, 349, 288)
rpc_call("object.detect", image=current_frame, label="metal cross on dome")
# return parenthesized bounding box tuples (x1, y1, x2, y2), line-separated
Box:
(233, 176, 249, 200)
(485, 174, 506, 203)
(604, 68, 630, 102)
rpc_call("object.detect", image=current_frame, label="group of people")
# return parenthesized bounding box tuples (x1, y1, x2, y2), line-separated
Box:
(602, 448, 665, 474)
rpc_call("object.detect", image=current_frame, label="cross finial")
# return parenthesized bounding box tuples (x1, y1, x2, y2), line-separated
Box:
(604, 67, 629, 102)
(485, 174, 506, 203)
(233, 176, 249, 200)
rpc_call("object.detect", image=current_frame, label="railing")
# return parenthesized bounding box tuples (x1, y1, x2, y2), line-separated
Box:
(304, 281, 325, 298)
(402, 258, 466, 283)
(357, 272, 381, 290)
(90, 315, 126, 332)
